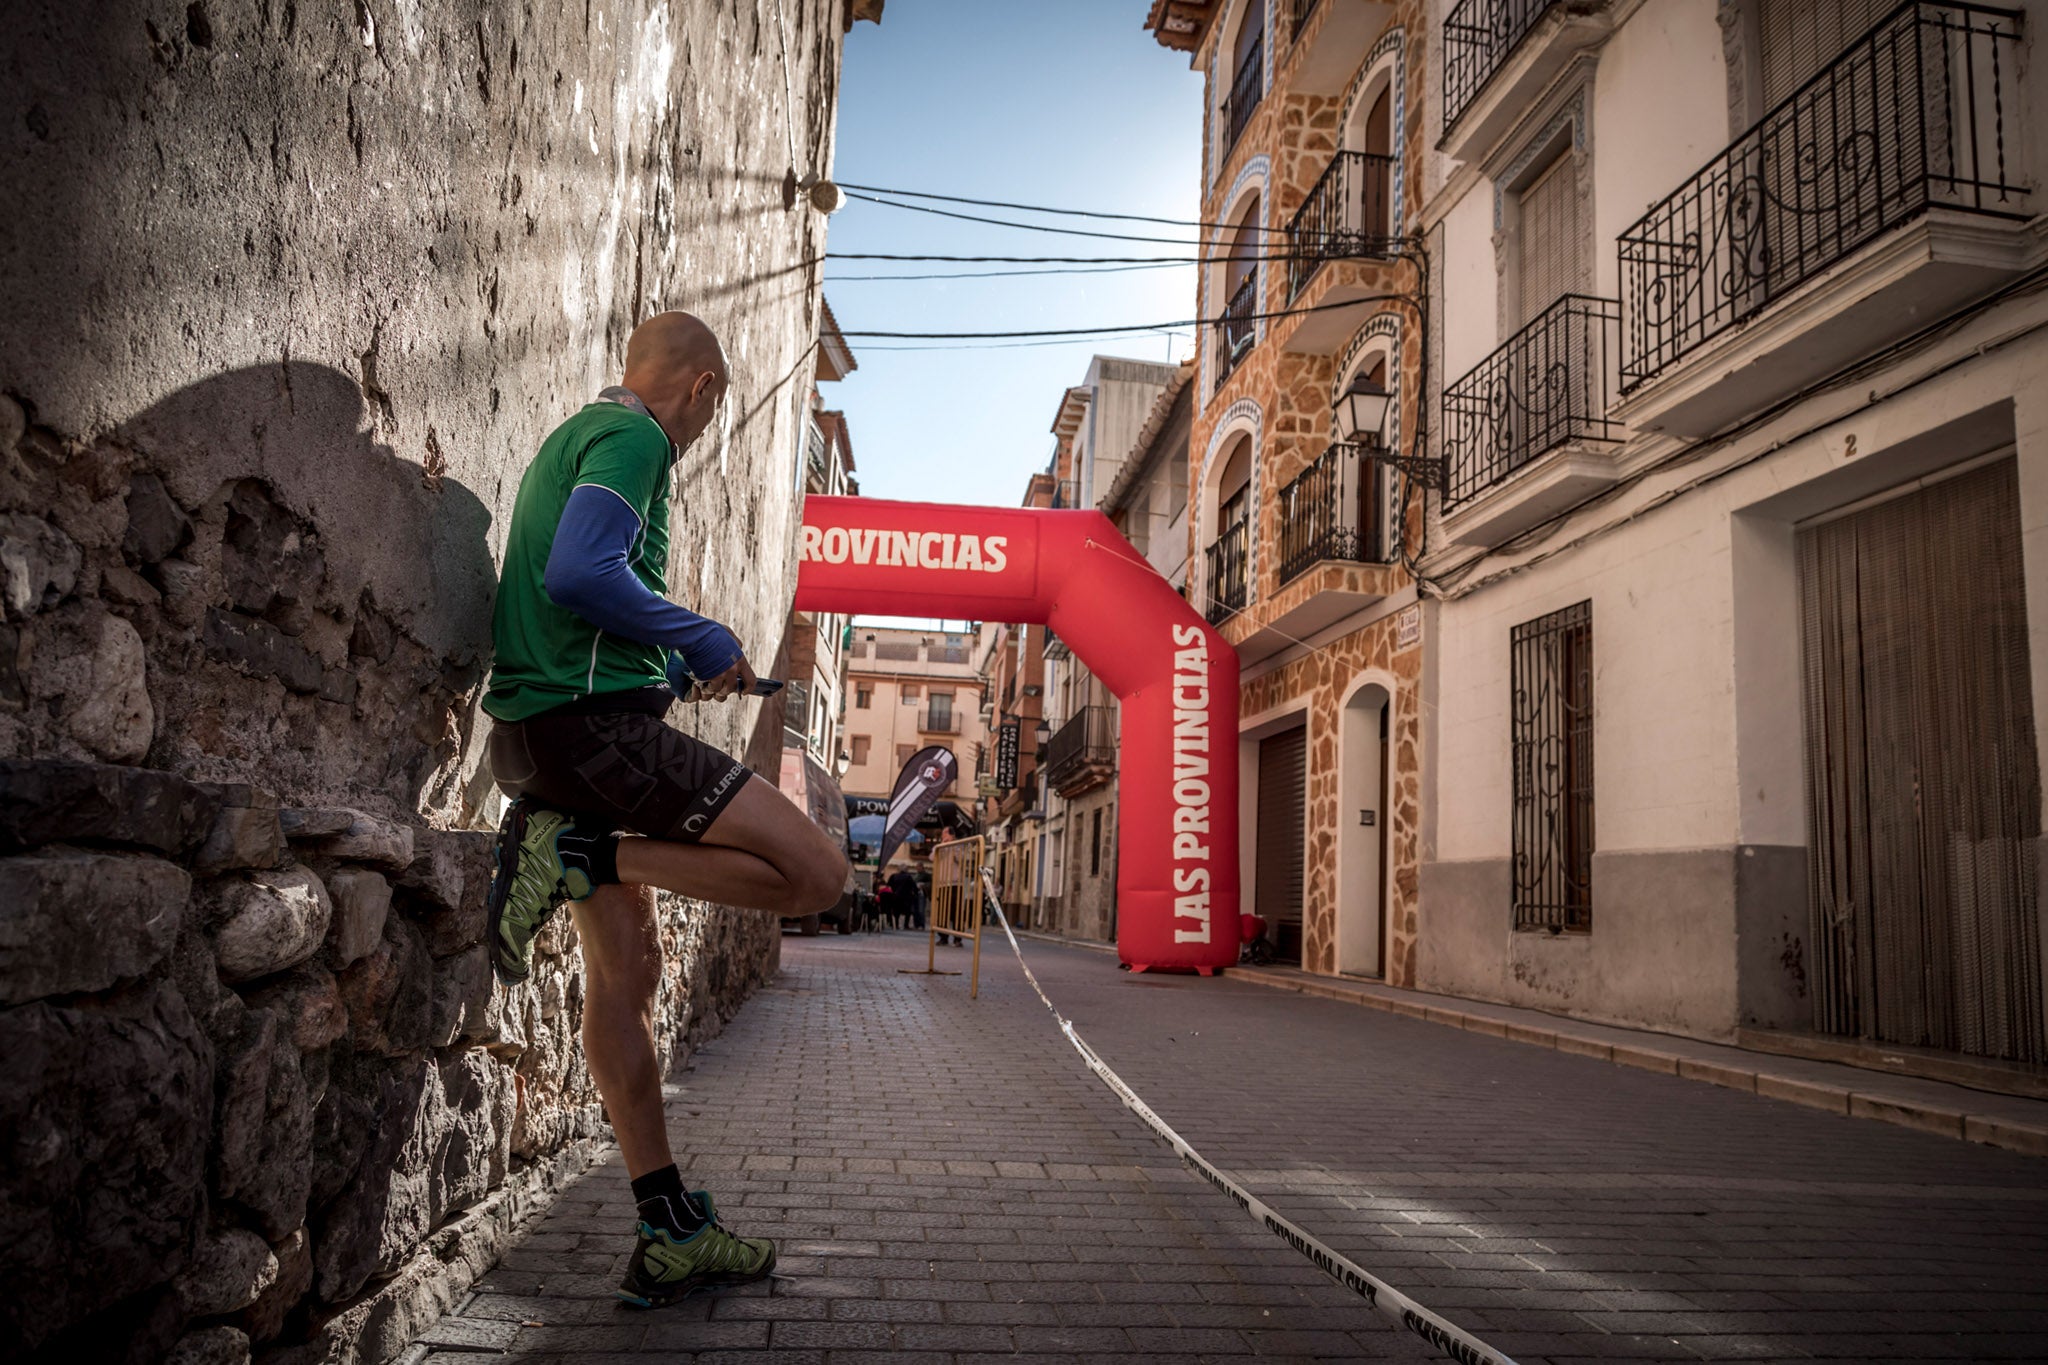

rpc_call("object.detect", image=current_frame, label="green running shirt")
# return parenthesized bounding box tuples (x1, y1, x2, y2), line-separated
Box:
(483, 402, 674, 722)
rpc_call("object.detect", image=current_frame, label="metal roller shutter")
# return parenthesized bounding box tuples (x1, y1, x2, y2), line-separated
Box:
(1257, 726, 1309, 959)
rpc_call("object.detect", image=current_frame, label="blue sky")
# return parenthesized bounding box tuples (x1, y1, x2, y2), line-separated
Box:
(825, 0, 1205, 524)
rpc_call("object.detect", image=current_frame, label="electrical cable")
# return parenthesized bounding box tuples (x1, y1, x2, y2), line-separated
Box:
(827, 249, 1322, 266)
(1424, 261, 2048, 602)
(846, 190, 1284, 247)
(828, 262, 1195, 282)
(838, 179, 1295, 236)
(837, 291, 1414, 340)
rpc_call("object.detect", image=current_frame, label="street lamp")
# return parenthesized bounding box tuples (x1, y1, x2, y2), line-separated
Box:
(1336, 377, 1393, 447)
(1034, 719, 1052, 747)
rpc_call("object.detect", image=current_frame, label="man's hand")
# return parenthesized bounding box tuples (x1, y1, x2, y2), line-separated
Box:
(703, 655, 758, 702)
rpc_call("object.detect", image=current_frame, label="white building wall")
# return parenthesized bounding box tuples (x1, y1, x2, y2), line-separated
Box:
(1587, 0, 1728, 302)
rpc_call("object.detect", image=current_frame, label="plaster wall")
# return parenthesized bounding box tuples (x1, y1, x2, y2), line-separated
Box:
(0, 3, 856, 1359)
(1587, 0, 1727, 302)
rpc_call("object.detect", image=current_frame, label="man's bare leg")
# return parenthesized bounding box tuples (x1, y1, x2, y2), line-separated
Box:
(571, 882, 672, 1179)
(614, 775, 848, 916)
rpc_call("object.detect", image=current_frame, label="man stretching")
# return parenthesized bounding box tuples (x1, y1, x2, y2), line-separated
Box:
(480, 311, 848, 1309)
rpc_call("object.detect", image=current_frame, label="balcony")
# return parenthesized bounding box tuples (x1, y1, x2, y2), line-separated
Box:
(1213, 270, 1260, 393)
(1204, 517, 1249, 625)
(919, 709, 960, 736)
(1288, 0, 1397, 94)
(1442, 294, 1622, 547)
(1439, 0, 1611, 161)
(1222, 39, 1264, 159)
(1045, 705, 1117, 798)
(1617, 2, 2030, 438)
(804, 422, 827, 490)
(1278, 442, 1391, 585)
(1287, 152, 1396, 301)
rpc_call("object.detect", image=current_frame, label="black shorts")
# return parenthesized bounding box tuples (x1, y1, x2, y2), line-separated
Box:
(485, 702, 752, 843)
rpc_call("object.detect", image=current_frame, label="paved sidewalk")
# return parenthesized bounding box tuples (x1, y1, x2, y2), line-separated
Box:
(417, 930, 2048, 1363)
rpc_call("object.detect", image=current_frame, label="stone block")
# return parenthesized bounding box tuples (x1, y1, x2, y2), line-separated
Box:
(209, 865, 333, 984)
(0, 848, 190, 1004)
(237, 1228, 309, 1346)
(165, 1325, 251, 1365)
(428, 946, 493, 1047)
(123, 471, 192, 565)
(194, 804, 288, 875)
(0, 512, 80, 619)
(175, 1226, 279, 1317)
(338, 913, 434, 1055)
(312, 1062, 437, 1304)
(0, 757, 219, 855)
(397, 827, 490, 915)
(0, 982, 211, 1356)
(26, 603, 154, 762)
(213, 1004, 313, 1241)
(203, 606, 323, 695)
(325, 866, 392, 967)
(101, 560, 161, 607)
(241, 963, 347, 1051)
(285, 807, 414, 869)
(421, 897, 486, 958)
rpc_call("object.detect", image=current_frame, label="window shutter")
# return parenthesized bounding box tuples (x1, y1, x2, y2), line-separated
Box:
(1518, 149, 1581, 325)
(1759, 0, 1891, 110)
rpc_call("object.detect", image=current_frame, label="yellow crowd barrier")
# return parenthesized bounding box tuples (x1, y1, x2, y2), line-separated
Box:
(897, 836, 986, 998)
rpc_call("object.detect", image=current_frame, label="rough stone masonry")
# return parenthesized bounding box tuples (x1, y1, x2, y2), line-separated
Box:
(0, 2, 874, 1360)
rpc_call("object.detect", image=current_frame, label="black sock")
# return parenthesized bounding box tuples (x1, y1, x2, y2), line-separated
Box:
(556, 821, 623, 888)
(631, 1165, 706, 1236)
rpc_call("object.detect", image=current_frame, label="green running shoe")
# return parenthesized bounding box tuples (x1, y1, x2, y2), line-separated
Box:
(485, 798, 594, 986)
(616, 1191, 777, 1309)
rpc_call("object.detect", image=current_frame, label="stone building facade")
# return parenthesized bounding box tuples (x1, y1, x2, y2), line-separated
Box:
(0, 2, 875, 1361)
(1146, 0, 1431, 979)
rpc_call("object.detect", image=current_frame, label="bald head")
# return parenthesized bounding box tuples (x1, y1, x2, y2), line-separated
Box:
(621, 311, 729, 448)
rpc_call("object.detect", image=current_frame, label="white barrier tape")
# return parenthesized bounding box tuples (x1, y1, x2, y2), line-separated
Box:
(978, 870, 1518, 1365)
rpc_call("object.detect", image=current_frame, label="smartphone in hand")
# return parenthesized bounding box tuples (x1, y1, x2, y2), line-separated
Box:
(747, 678, 786, 696)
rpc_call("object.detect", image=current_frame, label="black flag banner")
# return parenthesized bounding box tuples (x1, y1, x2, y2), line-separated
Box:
(878, 745, 958, 869)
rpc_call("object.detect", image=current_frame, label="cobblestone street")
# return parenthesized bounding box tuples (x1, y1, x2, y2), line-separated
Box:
(421, 931, 2048, 1364)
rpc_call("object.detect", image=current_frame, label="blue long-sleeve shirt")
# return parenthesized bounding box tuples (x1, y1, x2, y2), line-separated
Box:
(543, 483, 743, 687)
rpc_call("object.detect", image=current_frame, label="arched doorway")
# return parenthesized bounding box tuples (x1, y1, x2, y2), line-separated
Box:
(1336, 679, 1391, 976)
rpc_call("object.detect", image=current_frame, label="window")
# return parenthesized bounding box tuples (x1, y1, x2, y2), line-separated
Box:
(901, 683, 920, 703)
(1090, 807, 1103, 876)
(1510, 601, 1594, 931)
(928, 691, 953, 728)
(1758, 0, 1891, 110)
(896, 744, 915, 769)
(1516, 147, 1584, 326)
(851, 736, 871, 765)
(855, 685, 872, 709)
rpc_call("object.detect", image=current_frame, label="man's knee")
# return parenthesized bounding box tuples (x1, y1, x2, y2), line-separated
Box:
(791, 847, 849, 915)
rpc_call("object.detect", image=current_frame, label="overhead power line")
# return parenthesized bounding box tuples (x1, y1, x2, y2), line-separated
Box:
(836, 292, 1412, 340)
(827, 261, 1193, 282)
(837, 180, 1290, 236)
(845, 191, 1285, 248)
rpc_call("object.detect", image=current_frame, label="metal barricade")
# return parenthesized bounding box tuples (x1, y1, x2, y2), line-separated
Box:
(898, 836, 987, 998)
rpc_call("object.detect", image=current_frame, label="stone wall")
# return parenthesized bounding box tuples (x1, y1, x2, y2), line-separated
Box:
(0, 0, 860, 1359)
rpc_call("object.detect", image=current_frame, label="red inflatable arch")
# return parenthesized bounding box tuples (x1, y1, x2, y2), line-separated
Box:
(794, 496, 1240, 974)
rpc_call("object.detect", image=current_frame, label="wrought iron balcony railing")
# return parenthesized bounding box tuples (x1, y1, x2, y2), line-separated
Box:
(919, 709, 960, 735)
(1287, 151, 1397, 298)
(1045, 705, 1117, 795)
(1443, 294, 1621, 510)
(1443, 0, 1563, 131)
(1292, 0, 1322, 42)
(1277, 443, 1391, 586)
(1619, 1, 2025, 392)
(1223, 39, 1264, 156)
(805, 421, 828, 486)
(1213, 269, 1260, 393)
(1204, 517, 1250, 625)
